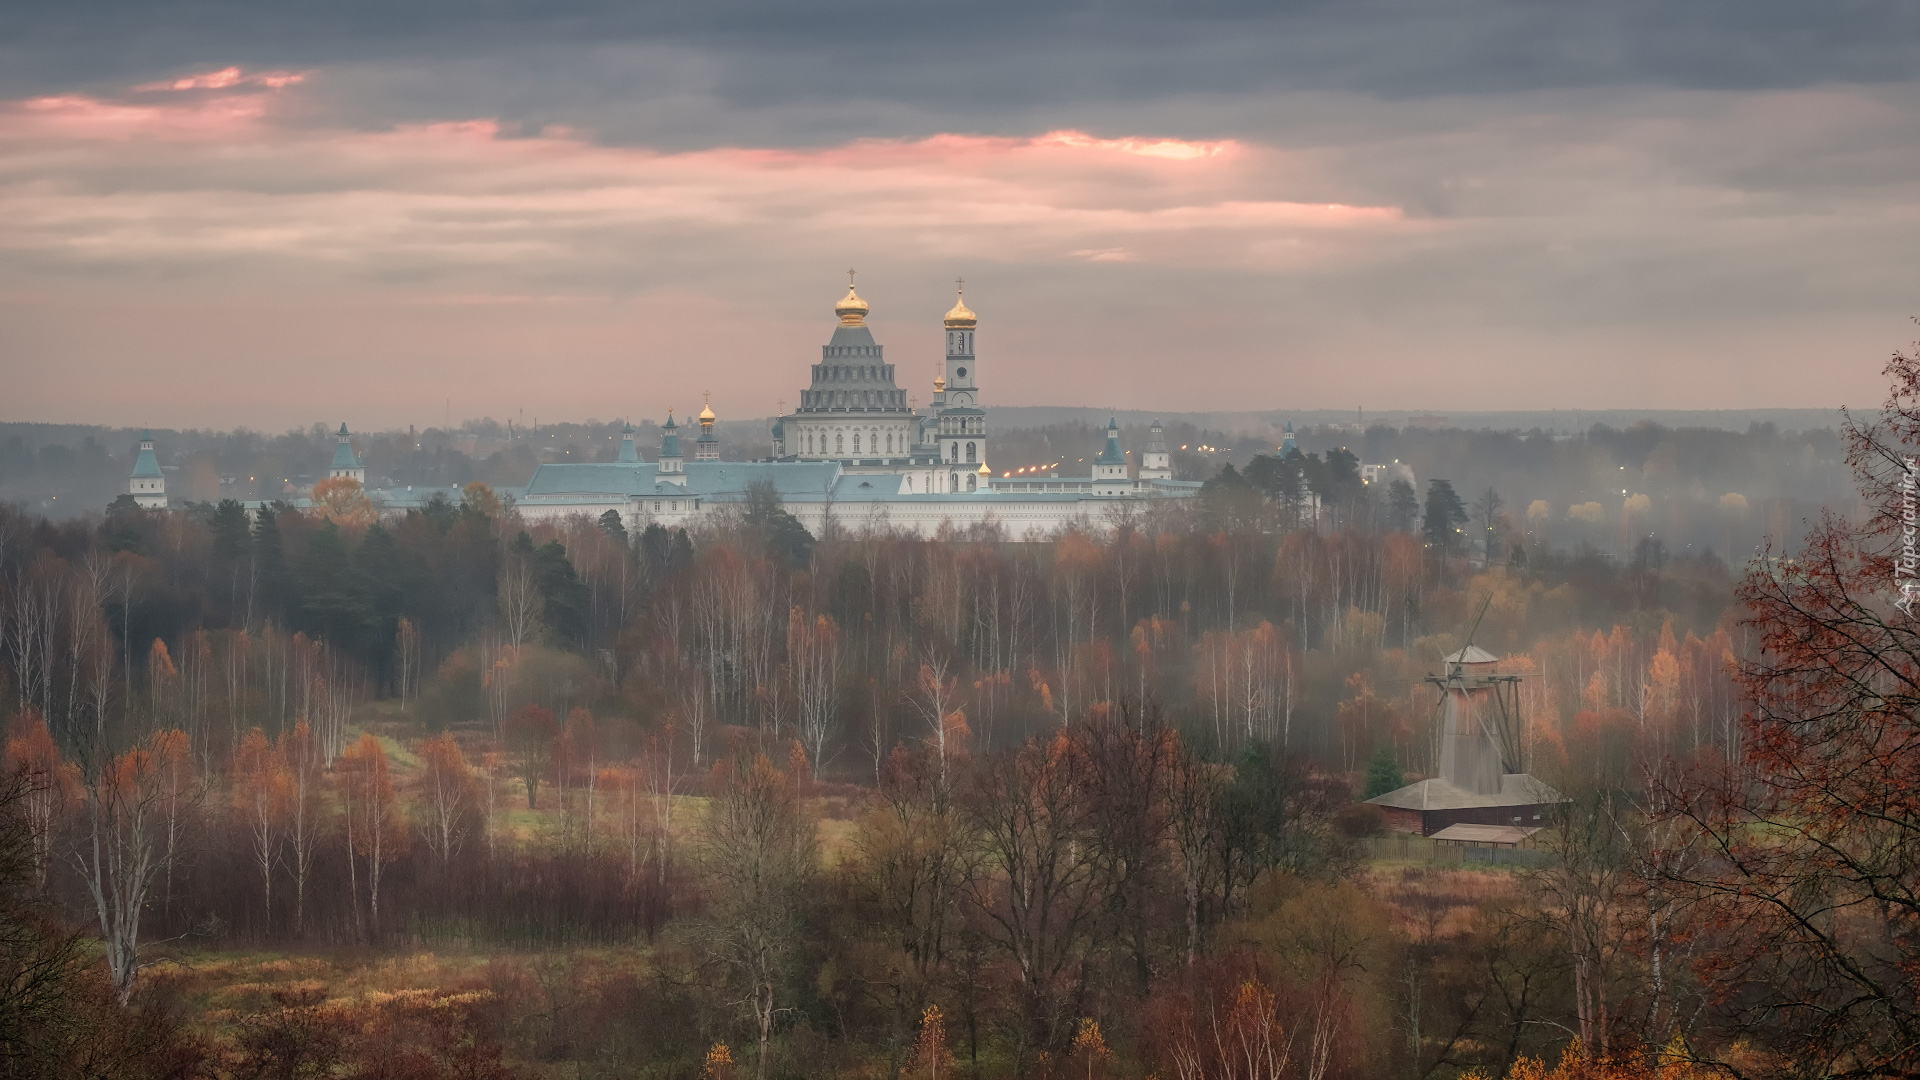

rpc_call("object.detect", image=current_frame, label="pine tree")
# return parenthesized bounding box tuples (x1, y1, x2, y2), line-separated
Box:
(1363, 743, 1404, 799)
(1422, 479, 1469, 551)
(1388, 478, 1420, 532)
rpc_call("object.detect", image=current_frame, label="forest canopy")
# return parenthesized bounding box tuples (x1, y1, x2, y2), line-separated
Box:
(0, 384, 1899, 1078)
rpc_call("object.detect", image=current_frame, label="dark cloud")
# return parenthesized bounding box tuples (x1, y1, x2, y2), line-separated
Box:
(2, 1, 1916, 142)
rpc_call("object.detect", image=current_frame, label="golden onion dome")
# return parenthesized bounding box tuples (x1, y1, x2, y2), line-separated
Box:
(699, 402, 716, 422)
(835, 284, 870, 326)
(933, 373, 947, 392)
(944, 288, 976, 329)
(977, 462, 991, 476)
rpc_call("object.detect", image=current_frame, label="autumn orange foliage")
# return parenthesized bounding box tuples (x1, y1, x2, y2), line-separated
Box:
(309, 475, 376, 525)
(1465, 1041, 1719, 1080)
(915, 1005, 953, 1080)
(4, 708, 81, 889)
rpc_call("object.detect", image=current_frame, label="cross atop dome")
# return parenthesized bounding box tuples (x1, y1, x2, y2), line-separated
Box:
(836, 269, 870, 326)
(944, 279, 976, 329)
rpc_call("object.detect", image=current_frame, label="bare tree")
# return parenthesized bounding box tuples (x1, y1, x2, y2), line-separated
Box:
(908, 654, 963, 789)
(339, 734, 404, 939)
(699, 756, 818, 1080)
(963, 732, 1107, 1056)
(498, 555, 540, 649)
(790, 608, 842, 773)
(415, 733, 477, 871)
(1526, 791, 1633, 1056)
(4, 558, 60, 722)
(851, 745, 973, 1078)
(394, 616, 420, 713)
(231, 729, 287, 936)
(278, 720, 322, 936)
(1164, 738, 1224, 966)
(71, 732, 194, 1005)
(641, 722, 683, 887)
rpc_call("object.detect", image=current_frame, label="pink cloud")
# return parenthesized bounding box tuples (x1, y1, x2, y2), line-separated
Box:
(0, 72, 1904, 426)
(134, 67, 308, 92)
(13, 91, 273, 138)
(0, 76, 1403, 282)
(1035, 130, 1234, 160)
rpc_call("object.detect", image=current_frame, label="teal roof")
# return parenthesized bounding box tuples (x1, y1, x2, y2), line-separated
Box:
(370, 485, 466, 509)
(1095, 416, 1126, 465)
(617, 423, 640, 463)
(331, 431, 361, 470)
(519, 460, 1201, 508)
(263, 484, 466, 513)
(131, 436, 163, 479)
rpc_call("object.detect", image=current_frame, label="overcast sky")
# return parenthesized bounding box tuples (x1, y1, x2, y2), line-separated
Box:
(1, 0, 1916, 430)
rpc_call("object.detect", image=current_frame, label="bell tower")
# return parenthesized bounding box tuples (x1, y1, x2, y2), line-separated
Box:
(935, 282, 988, 479)
(943, 280, 978, 407)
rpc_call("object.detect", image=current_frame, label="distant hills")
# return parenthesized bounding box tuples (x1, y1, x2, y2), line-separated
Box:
(985, 407, 1845, 435)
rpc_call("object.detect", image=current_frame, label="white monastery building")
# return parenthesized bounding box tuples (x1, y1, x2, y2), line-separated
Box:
(136, 283, 1201, 538)
(509, 282, 1200, 537)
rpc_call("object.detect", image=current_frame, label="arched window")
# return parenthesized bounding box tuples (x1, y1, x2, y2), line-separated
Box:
(965, 442, 976, 462)
(836, 433, 844, 453)
(853, 434, 861, 454)
(966, 475, 976, 492)
(950, 472, 959, 492)
(885, 433, 893, 453)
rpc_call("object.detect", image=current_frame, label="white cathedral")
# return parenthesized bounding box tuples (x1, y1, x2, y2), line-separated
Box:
(513, 282, 1199, 537)
(137, 283, 1200, 537)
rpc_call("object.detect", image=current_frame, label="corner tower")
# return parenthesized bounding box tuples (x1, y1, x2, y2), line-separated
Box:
(330, 423, 365, 484)
(1139, 418, 1172, 480)
(129, 430, 167, 508)
(659, 411, 684, 476)
(1093, 416, 1130, 495)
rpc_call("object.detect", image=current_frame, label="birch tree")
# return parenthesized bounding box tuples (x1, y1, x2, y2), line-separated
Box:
(790, 608, 841, 773)
(73, 731, 192, 1005)
(340, 734, 405, 939)
(232, 728, 288, 934)
(415, 733, 477, 871)
(277, 720, 322, 936)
